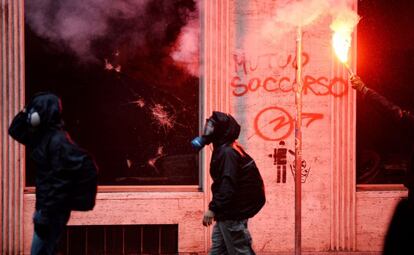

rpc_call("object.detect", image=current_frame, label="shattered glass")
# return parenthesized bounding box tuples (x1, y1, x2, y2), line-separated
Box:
(25, 0, 200, 185)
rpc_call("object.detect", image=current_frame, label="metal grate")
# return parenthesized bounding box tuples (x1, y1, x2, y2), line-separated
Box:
(57, 225, 178, 255)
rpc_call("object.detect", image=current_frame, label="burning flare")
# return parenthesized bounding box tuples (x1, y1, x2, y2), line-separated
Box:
(330, 9, 360, 73)
(332, 28, 351, 63)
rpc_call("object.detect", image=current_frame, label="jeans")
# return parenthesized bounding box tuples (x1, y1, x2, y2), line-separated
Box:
(210, 219, 255, 255)
(31, 209, 71, 255)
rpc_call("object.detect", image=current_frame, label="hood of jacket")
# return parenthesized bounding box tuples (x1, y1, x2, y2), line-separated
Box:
(210, 111, 241, 147)
(8, 92, 64, 146)
(27, 92, 64, 131)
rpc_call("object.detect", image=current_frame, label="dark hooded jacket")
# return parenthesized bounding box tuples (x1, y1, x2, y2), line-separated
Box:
(9, 92, 86, 222)
(208, 111, 266, 221)
(361, 88, 414, 196)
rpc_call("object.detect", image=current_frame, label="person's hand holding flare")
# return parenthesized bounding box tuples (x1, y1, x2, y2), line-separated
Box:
(349, 75, 366, 92)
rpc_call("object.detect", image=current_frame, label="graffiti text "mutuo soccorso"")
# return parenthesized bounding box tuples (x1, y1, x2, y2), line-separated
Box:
(231, 52, 349, 98)
(231, 75, 348, 97)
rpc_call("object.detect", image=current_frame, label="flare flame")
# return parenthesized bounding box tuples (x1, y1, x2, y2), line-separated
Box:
(330, 10, 360, 64)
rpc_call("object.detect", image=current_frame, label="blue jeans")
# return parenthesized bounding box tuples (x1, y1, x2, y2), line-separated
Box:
(210, 219, 255, 255)
(31, 210, 71, 255)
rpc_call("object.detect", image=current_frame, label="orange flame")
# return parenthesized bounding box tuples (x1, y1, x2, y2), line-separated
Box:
(330, 10, 360, 64)
(332, 28, 351, 63)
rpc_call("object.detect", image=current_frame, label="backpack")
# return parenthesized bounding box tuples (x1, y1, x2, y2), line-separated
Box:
(48, 131, 98, 211)
(240, 157, 266, 217)
(233, 143, 266, 218)
(69, 153, 98, 211)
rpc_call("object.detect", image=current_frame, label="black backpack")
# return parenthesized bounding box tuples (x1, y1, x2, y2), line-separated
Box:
(240, 157, 266, 217)
(69, 154, 98, 211)
(234, 144, 266, 218)
(47, 131, 98, 212)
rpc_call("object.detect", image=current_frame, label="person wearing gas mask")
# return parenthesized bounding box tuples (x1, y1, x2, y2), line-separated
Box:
(192, 111, 266, 255)
(9, 92, 89, 255)
(350, 76, 414, 255)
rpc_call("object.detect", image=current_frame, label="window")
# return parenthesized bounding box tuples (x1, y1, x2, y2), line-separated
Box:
(25, 1, 200, 186)
(58, 225, 178, 254)
(356, 0, 414, 184)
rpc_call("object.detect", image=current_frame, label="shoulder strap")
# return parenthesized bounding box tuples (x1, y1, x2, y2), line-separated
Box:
(230, 142, 256, 170)
(242, 160, 255, 169)
(231, 141, 247, 157)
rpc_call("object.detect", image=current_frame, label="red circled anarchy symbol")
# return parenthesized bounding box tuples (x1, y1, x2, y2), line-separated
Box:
(254, 106, 294, 141)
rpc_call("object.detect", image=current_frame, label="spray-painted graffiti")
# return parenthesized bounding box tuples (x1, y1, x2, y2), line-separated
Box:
(233, 52, 310, 75)
(231, 75, 348, 97)
(268, 141, 311, 183)
(268, 141, 288, 183)
(289, 149, 311, 183)
(253, 106, 324, 141)
(231, 52, 349, 98)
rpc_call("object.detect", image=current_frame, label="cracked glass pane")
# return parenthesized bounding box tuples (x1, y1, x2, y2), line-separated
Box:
(25, 0, 200, 185)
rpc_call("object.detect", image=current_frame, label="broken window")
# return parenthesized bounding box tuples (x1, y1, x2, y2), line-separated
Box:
(25, 0, 200, 185)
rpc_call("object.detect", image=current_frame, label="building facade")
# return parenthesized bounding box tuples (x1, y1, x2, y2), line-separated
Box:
(0, 0, 406, 254)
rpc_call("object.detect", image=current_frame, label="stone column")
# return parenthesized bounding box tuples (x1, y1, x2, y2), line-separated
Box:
(202, 0, 231, 251)
(330, 1, 358, 250)
(0, 0, 25, 254)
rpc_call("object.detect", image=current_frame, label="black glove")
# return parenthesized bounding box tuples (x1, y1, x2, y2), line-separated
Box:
(8, 110, 31, 145)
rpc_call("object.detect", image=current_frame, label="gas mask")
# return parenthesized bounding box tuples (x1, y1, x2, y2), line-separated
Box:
(191, 118, 216, 151)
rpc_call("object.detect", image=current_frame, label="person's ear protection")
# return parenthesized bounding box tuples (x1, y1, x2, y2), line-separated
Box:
(27, 109, 41, 127)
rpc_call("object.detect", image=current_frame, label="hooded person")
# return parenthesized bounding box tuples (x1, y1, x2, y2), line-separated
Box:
(192, 111, 266, 255)
(9, 92, 95, 255)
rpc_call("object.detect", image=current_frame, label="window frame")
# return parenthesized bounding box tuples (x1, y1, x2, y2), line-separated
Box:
(23, 0, 204, 192)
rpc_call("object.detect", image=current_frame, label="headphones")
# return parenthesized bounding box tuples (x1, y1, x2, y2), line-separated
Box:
(25, 92, 48, 127)
(27, 109, 41, 127)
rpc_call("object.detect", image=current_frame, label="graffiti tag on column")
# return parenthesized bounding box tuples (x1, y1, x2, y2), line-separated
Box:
(253, 106, 324, 141)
